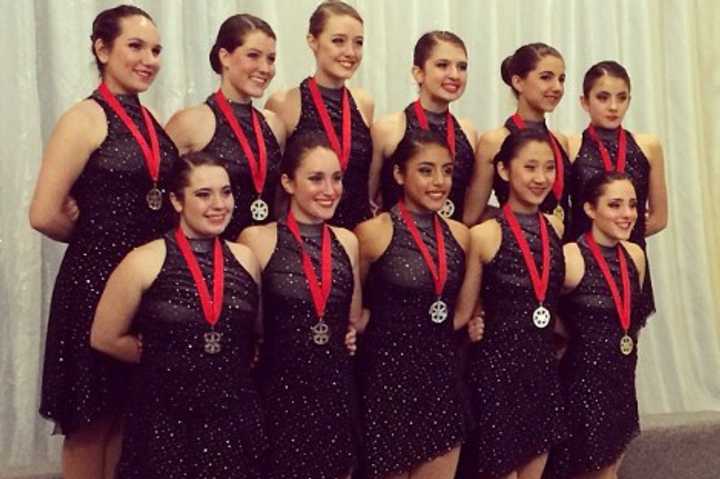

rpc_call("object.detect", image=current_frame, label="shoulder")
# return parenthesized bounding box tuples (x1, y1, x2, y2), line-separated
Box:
(621, 240, 646, 273)
(354, 213, 392, 240)
(167, 103, 213, 126)
(445, 218, 470, 251)
(469, 218, 502, 263)
(550, 129, 570, 152)
(354, 213, 393, 260)
(562, 242, 585, 291)
(567, 132, 583, 162)
(259, 108, 288, 145)
(238, 222, 277, 246)
(226, 240, 261, 283)
(124, 238, 166, 282)
(457, 116, 478, 150)
(266, 87, 301, 111)
(329, 225, 359, 257)
(165, 103, 214, 150)
(348, 86, 374, 125)
(59, 99, 107, 142)
(544, 212, 565, 239)
(632, 132, 663, 162)
(371, 111, 406, 151)
(476, 126, 509, 158)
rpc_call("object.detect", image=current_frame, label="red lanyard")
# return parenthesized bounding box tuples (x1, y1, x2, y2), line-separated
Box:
(98, 83, 160, 185)
(308, 77, 351, 171)
(585, 233, 632, 333)
(511, 113, 564, 201)
(214, 89, 268, 195)
(397, 200, 448, 297)
(413, 100, 456, 158)
(174, 228, 224, 327)
(503, 204, 550, 304)
(286, 212, 333, 320)
(587, 125, 627, 173)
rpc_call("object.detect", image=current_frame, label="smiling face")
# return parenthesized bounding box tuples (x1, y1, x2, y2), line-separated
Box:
(498, 140, 556, 213)
(584, 179, 638, 244)
(308, 14, 364, 87)
(414, 40, 468, 108)
(513, 54, 566, 114)
(220, 30, 276, 102)
(581, 74, 631, 129)
(171, 165, 234, 238)
(95, 15, 162, 94)
(282, 146, 343, 223)
(394, 143, 453, 213)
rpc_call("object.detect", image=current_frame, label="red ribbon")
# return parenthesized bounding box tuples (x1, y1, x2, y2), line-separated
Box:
(587, 125, 627, 173)
(502, 204, 550, 304)
(308, 77, 351, 171)
(98, 83, 160, 184)
(413, 100, 456, 158)
(174, 228, 225, 327)
(511, 113, 564, 201)
(397, 200, 448, 297)
(584, 233, 632, 333)
(214, 89, 268, 195)
(286, 211, 333, 320)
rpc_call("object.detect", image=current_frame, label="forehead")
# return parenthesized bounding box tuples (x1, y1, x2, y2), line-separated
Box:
(532, 55, 565, 74)
(187, 164, 229, 186)
(321, 14, 364, 36)
(515, 140, 554, 162)
(298, 146, 341, 171)
(410, 143, 453, 164)
(117, 15, 160, 43)
(239, 30, 276, 50)
(601, 179, 636, 198)
(427, 41, 467, 62)
(590, 74, 629, 93)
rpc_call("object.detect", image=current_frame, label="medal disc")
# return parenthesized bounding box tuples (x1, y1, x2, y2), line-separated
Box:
(250, 198, 269, 221)
(429, 299, 448, 324)
(553, 205, 564, 221)
(532, 305, 551, 328)
(311, 321, 330, 346)
(146, 187, 163, 210)
(620, 334, 634, 355)
(203, 331, 223, 354)
(439, 199, 455, 219)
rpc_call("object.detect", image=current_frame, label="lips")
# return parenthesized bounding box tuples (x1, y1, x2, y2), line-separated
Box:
(134, 69, 154, 81)
(338, 60, 356, 70)
(442, 82, 461, 93)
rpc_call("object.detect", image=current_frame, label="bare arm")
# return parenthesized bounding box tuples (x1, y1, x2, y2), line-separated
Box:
(164, 105, 215, 156)
(265, 88, 301, 135)
(368, 114, 404, 208)
(463, 130, 505, 225)
(454, 227, 483, 330)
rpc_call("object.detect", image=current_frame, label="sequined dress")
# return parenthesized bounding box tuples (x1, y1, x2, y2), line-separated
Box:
(380, 104, 475, 221)
(40, 90, 178, 434)
(291, 78, 372, 229)
(458, 212, 569, 479)
(204, 95, 282, 239)
(117, 233, 265, 479)
(359, 207, 470, 478)
(258, 219, 357, 478)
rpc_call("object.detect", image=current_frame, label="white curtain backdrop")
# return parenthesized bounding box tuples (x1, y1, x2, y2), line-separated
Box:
(1, 0, 718, 473)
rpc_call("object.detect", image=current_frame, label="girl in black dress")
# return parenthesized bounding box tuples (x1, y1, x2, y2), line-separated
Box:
(166, 14, 285, 240)
(91, 152, 265, 478)
(239, 131, 361, 479)
(29, 6, 177, 478)
(266, 1, 374, 229)
(355, 130, 473, 479)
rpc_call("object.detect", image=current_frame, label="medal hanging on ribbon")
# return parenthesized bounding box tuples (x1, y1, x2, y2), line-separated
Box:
(585, 233, 634, 355)
(502, 204, 552, 328)
(98, 83, 163, 210)
(511, 114, 565, 220)
(286, 212, 333, 345)
(587, 124, 627, 173)
(414, 100, 456, 219)
(174, 228, 225, 354)
(214, 90, 269, 221)
(308, 78, 351, 171)
(397, 200, 449, 324)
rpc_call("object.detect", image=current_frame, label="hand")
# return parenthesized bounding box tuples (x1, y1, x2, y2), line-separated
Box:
(467, 315, 485, 342)
(344, 325, 358, 356)
(63, 196, 80, 222)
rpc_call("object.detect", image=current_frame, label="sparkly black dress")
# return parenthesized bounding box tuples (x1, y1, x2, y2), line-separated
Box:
(380, 104, 475, 221)
(569, 127, 655, 312)
(40, 90, 178, 434)
(117, 234, 265, 479)
(203, 95, 282, 240)
(291, 78, 372, 229)
(259, 219, 357, 478)
(501, 117, 573, 238)
(458, 212, 569, 479)
(359, 207, 470, 478)
(543, 237, 649, 479)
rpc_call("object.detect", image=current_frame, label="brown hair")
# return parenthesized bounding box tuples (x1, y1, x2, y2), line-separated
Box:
(308, 1, 363, 37)
(582, 60, 631, 97)
(90, 5, 154, 74)
(500, 42, 563, 97)
(169, 152, 230, 200)
(413, 31, 467, 68)
(209, 14, 276, 74)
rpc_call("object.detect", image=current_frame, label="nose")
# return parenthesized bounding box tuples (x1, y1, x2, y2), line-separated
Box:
(609, 98, 619, 111)
(448, 64, 460, 79)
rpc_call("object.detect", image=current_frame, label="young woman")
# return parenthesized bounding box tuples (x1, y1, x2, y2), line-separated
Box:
(266, 0, 374, 229)
(464, 43, 571, 233)
(165, 14, 285, 239)
(545, 172, 650, 479)
(369, 31, 477, 222)
(458, 130, 569, 479)
(28, 6, 178, 477)
(239, 131, 361, 479)
(355, 130, 472, 479)
(91, 153, 265, 478)
(567, 61, 667, 313)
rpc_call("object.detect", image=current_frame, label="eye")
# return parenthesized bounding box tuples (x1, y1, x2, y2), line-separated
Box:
(618, 93, 628, 101)
(443, 165, 454, 176)
(267, 54, 277, 64)
(195, 191, 210, 199)
(608, 201, 621, 208)
(628, 199, 638, 208)
(418, 166, 433, 175)
(332, 37, 345, 45)
(458, 62, 468, 71)
(540, 73, 552, 81)
(524, 164, 537, 171)
(354, 38, 364, 47)
(332, 172, 343, 183)
(222, 187, 233, 197)
(559, 74, 566, 83)
(545, 163, 556, 172)
(596, 93, 609, 101)
(248, 51, 260, 59)
(129, 41, 142, 50)
(436, 61, 449, 69)
(308, 174, 323, 183)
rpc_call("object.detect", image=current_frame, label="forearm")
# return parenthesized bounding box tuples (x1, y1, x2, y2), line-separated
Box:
(91, 334, 142, 363)
(29, 211, 76, 242)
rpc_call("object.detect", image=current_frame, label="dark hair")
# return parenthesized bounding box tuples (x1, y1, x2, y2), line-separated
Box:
(582, 60, 631, 97)
(169, 152, 229, 200)
(413, 31, 467, 68)
(500, 42, 563, 97)
(492, 129, 552, 203)
(308, 0, 363, 37)
(90, 5, 154, 75)
(209, 14, 276, 74)
(393, 129, 450, 173)
(583, 171, 634, 208)
(281, 131, 334, 179)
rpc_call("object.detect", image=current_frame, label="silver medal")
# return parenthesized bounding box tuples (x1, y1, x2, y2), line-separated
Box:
(532, 305, 551, 329)
(310, 321, 330, 346)
(250, 198, 269, 221)
(146, 187, 163, 211)
(620, 334, 634, 356)
(439, 199, 455, 219)
(429, 299, 448, 324)
(203, 331, 223, 354)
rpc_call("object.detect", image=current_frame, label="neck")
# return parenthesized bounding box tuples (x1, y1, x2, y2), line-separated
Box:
(178, 222, 216, 240)
(220, 80, 252, 104)
(418, 91, 450, 113)
(401, 197, 435, 216)
(313, 70, 346, 89)
(590, 225, 620, 247)
(506, 196, 539, 215)
(289, 203, 325, 225)
(515, 99, 546, 123)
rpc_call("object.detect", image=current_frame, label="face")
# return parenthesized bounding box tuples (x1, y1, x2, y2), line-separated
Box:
(220, 30, 276, 101)
(581, 74, 631, 129)
(96, 15, 162, 94)
(513, 55, 565, 113)
(282, 147, 343, 223)
(498, 140, 556, 212)
(414, 41, 468, 104)
(584, 179, 638, 243)
(394, 143, 453, 213)
(308, 14, 364, 84)
(171, 165, 234, 238)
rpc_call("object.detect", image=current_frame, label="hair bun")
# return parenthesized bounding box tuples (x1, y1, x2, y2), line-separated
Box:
(500, 54, 514, 86)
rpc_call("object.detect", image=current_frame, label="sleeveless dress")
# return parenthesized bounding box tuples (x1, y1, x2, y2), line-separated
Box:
(40, 90, 178, 434)
(359, 206, 470, 478)
(501, 117, 573, 239)
(543, 237, 650, 479)
(458, 212, 569, 479)
(380, 104, 475, 221)
(117, 234, 265, 479)
(203, 94, 282, 240)
(569, 126, 655, 313)
(291, 78, 372, 229)
(259, 219, 357, 478)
